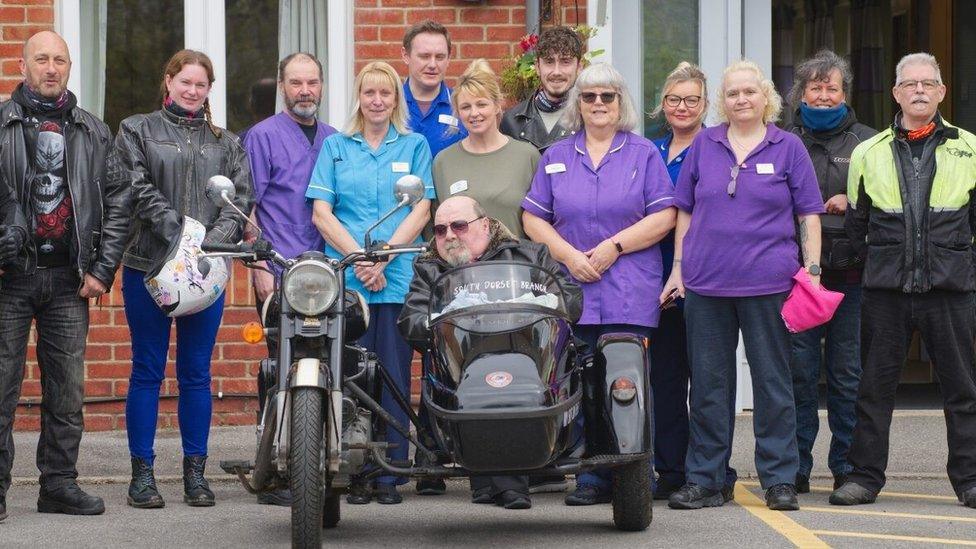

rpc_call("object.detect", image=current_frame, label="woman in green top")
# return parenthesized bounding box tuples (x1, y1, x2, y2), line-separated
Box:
(432, 59, 540, 238)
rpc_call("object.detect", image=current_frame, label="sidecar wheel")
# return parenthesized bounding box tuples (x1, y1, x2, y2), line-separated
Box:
(323, 490, 340, 529)
(612, 459, 652, 531)
(290, 387, 325, 548)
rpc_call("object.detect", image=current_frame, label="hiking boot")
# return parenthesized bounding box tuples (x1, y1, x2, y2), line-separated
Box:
(128, 457, 165, 508)
(38, 483, 105, 515)
(668, 483, 724, 510)
(564, 484, 611, 506)
(183, 455, 215, 507)
(829, 482, 877, 506)
(375, 483, 402, 505)
(765, 483, 799, 511)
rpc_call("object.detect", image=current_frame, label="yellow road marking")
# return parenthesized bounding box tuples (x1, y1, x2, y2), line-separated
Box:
(812, 530, 976, 546)
(733, 484, 829, 548)
(804, 505, 976, 523)
(740, 480, 958, 501)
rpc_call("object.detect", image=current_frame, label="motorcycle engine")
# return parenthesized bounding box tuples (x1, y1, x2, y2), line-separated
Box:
(332, 407, 372, 487)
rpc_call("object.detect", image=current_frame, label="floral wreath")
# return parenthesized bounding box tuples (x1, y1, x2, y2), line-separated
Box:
(500, 25, 603, 102)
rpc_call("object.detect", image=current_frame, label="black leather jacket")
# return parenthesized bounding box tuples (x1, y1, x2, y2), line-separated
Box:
(0, 98, 128, 287)
(116, 109, 253, 272)
(398, 218, 583, 349)
(0, 178, 27, 256)
(500, 97, 573, 153)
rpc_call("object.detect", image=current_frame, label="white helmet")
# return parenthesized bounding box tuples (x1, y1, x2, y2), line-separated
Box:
(144, 216, 230, 317)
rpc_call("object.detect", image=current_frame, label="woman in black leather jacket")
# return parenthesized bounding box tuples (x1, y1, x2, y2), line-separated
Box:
(115, 49, 253, 510)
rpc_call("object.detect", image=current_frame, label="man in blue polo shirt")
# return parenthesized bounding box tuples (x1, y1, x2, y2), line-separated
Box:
(400, 20, 466, 159)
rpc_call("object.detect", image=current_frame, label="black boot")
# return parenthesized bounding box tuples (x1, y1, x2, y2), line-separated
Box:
(38, 483, 106, 515)
(1, 493, 7, 522)
(128, 457, 164, 509)
(183, 455, 215, 507)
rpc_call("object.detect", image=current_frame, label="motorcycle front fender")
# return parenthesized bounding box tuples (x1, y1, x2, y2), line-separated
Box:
(289, 358, 328, 389)
(597, 334, 653, 454)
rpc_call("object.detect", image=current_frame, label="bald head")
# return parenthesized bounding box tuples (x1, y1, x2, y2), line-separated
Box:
(20, 31, 71, 99)
(434, 197, 490, 267)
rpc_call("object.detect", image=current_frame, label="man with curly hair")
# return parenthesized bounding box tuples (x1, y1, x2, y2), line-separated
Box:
(501, 26, 582, 153)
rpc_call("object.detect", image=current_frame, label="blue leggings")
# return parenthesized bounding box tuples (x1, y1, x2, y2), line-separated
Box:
(122, 267, 225, 459)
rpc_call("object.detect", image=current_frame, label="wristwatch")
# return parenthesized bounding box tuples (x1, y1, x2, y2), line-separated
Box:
(612, 239, 624, 254)
(806, 264, 822, 276)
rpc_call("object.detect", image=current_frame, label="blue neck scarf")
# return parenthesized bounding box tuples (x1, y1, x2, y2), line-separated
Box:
(800, 102, 848, 132)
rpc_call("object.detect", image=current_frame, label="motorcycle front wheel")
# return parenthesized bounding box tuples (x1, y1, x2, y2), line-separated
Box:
(289, 387, 326, 548)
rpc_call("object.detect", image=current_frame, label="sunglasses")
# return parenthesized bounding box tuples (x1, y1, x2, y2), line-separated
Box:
(580, 91, 619, 104)
(727, 164, 740, 197)
(433, 216, 484, 238)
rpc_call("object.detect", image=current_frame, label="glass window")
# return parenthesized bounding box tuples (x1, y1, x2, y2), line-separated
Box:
(225, 0, 280, 135)
(103, 0, 184, 134)
(642, 0, 699, 140)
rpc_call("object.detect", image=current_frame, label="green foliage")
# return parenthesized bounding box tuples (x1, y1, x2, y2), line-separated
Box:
(500, 25, 603, 102)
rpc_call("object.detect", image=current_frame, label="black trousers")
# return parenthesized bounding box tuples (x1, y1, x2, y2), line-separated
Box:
(847, 289, 976, 496)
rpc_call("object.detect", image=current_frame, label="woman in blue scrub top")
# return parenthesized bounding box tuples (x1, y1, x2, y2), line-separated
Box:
(650, 62, 737, 503)
(306, 61, 435, 505)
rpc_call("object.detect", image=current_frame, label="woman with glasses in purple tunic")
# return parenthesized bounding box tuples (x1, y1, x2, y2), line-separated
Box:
(660, 60, 824, 512)
(521, 62, 676, 507)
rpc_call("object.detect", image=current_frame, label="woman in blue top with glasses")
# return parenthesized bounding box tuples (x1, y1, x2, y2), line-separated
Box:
(650, 62, 737, 503)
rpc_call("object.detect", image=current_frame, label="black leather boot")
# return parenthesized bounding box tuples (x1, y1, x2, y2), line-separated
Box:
(183, 455, 215, 506)
(128, 457, 164, 509)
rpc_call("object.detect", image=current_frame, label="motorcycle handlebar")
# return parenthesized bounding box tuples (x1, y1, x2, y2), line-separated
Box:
(201, 242, 245, 253)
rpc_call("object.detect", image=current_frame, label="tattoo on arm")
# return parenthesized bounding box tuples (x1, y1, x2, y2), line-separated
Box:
(798, 217, 812, 265)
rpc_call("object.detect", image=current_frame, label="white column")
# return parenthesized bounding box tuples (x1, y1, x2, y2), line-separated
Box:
(327, 0, 354, 129)
(184, 0, 226, 128)
(56, 0, 83, 102)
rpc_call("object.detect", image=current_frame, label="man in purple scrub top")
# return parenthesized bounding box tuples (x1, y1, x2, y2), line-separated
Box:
(242, 52, 337, 506)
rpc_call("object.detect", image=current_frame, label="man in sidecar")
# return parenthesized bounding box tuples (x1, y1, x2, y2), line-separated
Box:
(398, 196, 582, 509)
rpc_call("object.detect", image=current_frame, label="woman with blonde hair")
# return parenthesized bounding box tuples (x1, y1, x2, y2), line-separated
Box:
(118, 49, 253, 509)
(661, 59, 823, 511)
(306, 61, 435, 505)
(649, 61, 737, 503)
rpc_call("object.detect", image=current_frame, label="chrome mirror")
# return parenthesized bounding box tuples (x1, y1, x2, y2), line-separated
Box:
(394, 174, 425, 206)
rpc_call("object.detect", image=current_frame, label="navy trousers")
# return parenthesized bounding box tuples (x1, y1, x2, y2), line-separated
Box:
(358, 303, 414, 486)
(684, 290, 797, 491)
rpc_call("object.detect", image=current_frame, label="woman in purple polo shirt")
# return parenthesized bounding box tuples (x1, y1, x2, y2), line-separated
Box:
(522, 62, 676, 506)
(661, 60, 824, 512)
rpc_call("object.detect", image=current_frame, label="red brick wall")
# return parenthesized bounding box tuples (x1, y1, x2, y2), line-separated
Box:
(355, 0, 587, 90)
(6, 0, 586, 431)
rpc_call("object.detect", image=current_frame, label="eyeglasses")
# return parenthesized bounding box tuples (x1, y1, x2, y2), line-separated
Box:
(727, 164, 740, 197)
(664, 94, 702, 108)
(580, 91, 618, 104)
(896, 79, 940, 91)
(433, 216, 484, 238)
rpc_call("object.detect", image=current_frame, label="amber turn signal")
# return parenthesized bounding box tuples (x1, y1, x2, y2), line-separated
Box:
(242, 321, 264, 344)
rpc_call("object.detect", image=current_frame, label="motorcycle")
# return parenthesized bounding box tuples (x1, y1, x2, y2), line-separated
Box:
(203, 174, 429, 548)
(208, 175, 653, 547)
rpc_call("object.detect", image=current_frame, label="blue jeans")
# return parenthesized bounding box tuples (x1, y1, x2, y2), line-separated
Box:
(0, 266, 88, 494)
(123, 267, 225, 459)
(684, 290, 798, 490)
(573, 323, 653, 493)
(358, 304, 414, 487)
(790, 281, 861, 478)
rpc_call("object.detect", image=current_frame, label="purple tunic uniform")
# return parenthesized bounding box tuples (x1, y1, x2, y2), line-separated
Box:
(674, 123, 825, 297)
(243, 112, 338, 275)
(522, 130, 675, 328)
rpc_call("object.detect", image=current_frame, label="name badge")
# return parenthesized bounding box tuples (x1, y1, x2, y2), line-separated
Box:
(545, 163, 566, 174)
(449, 180, 468, 195)
(392, 162, 410, 173)
(756, 163, 775, 174)
(438, 114, 458, 127)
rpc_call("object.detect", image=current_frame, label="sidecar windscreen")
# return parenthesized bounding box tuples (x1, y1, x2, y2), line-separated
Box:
(429, 262, 570, 331)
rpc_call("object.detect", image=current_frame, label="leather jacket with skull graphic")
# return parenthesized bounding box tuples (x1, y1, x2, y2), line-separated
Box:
(0, 97, 129, 288)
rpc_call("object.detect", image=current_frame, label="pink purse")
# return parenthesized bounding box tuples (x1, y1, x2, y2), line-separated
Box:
(781, 268, 845, 333)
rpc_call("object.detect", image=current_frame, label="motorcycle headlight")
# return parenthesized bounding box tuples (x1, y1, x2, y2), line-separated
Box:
(283, 259, 338, 316)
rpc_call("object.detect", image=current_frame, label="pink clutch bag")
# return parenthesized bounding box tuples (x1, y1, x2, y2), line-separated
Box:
(781, 268, 845, 333)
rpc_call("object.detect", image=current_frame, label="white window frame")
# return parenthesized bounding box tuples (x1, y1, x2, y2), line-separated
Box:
(56, 0, 354, 128)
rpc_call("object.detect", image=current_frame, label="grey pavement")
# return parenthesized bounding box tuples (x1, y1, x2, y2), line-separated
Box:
(2, 411, 970, 548)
